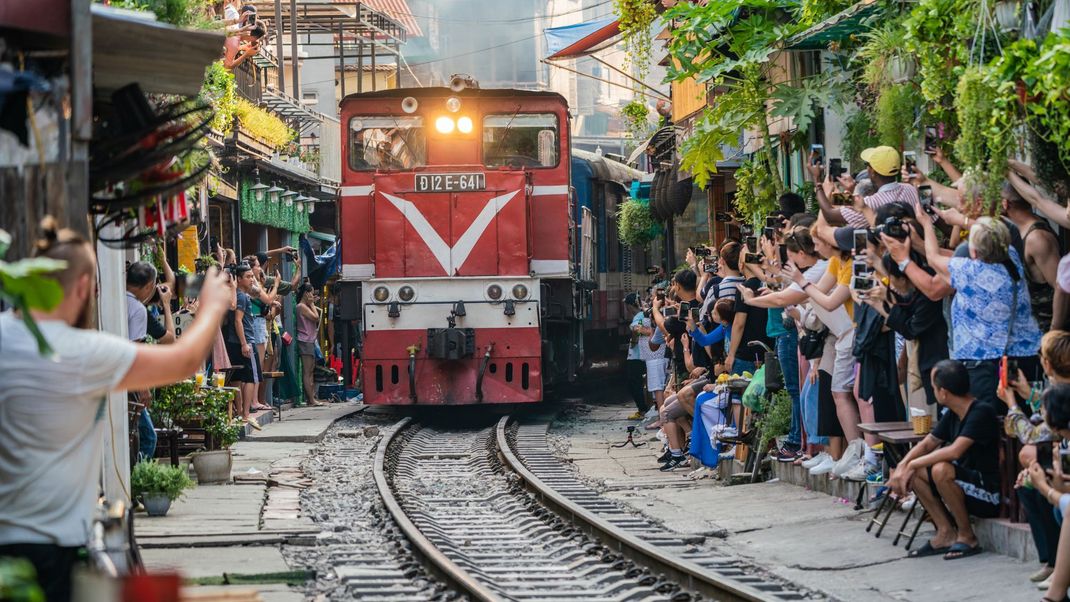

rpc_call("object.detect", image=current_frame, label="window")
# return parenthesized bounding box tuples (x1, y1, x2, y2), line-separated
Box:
(348, 116, 426, 171)
(482, 113, 559, 169)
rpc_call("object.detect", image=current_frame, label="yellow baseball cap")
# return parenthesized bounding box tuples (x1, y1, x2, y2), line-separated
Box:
(860, 146, 900, 177)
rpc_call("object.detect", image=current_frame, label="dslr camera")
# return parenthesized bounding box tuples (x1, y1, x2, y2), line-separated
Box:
(690, 244, 713, 258)
(875, 216, 910, 240)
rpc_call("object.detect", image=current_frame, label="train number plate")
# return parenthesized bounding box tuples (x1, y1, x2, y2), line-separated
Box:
(414, 172, 486, 193)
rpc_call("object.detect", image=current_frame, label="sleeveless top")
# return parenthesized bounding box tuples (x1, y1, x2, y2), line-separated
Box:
(1023, 221, 1056, 331)
(297, 308, 318, 343)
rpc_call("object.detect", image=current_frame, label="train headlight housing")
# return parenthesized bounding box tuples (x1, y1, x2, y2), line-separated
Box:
(511, 284, 529, 300)
(486, 284, 503, 301)
(457, 116, 473, 134)
(398, 285, 416, 303)
(372, 286, 390, 302)
(435, 116, 455, 134)
(446, 96, 462, 113)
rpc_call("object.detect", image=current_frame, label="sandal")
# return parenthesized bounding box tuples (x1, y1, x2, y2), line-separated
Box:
(943, 542, 982, 560)
(906, 540, 950, 558)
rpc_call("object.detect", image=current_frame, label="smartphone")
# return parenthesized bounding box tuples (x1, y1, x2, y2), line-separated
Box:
(726, 223, 741, 241)
(924, 125, 939, 154)
(918, 185, 935, 215)
(744, 253, 763, 264)
(853, 261, 870, 277)
(663, 307, 677, 318)
(853, 229, 868, 254)
(999, 356, 1009, 390)
(765, 216, 779, 229)
(1006, 358, 1019, 384)
(704, 261, 718, 274)
(1039, 441, 1054, 471)
(831, 192, 852, 206)
(745, 235, 758, 254)
(829, 157, 843, 179)
(779, 245, 789, 265)
(690, 306, 700, 322)
(763, 226, 776, 240)
(852, 275, 874, 291)
(655, 289, 666, 302)
(810, 144, 825, 166)
(903, 151, 917, 177)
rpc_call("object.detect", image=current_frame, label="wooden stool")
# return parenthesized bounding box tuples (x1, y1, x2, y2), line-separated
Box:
(262, 371, 285, 421)
(867, 493, 899, 537)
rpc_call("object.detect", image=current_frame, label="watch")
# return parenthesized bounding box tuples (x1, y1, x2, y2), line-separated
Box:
(897, 258, 911, 272)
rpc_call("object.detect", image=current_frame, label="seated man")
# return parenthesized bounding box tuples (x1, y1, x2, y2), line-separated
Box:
(889, 359, 1001, 560)
(658, 369, 708, 471)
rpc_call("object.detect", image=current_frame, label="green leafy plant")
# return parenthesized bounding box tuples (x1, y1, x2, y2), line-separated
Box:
(201, 387, 241, 449)
(841, 108, 881, 173)
(617, 199, 660, 246)
(201, 61, 238, 135)
(131, 460, 194, 501)
(620, 100, 651, 138)
(854, 19, 912, 89)
(757, 388, 792, 451)
(953, 66, 1010, 211)
(102, 0, 220, 29)
(875, 83, 922, 149)
(0, 230, 66, 357)
(0, 557, 44, 602)
(235, 99, 296, 150)
(733, 156, 778, 229)
(614, 0, 658, 80)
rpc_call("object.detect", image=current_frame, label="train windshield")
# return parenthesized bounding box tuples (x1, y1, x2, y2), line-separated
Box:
(349, 116, 427, 171)
(482, 114, 558, 169)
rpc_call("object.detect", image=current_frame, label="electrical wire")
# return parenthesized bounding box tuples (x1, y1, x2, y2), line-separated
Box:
(383, 0, 612, 24)
(405, 33, 543, 67)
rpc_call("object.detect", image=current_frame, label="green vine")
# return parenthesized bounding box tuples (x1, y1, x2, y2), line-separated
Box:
(757, 389, 793, 451)
(620, 100, 651, 139)
(732, 156, 778, 229)
(875, 83, 922, 150)
(953, 66, 1010, 211)
(200, 60, 238, 136)
(613, 0, 658, 80)
(617, 198, 661, 246)
(841, 108, 881, 173)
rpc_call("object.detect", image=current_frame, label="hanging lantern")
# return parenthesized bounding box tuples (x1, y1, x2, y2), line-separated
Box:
(306, 199, 316, 214)
(266, 185, 284, 203)
(249, 175, 269, 202)
(296, 200, 305, 213)
(281, 190, 298, 207)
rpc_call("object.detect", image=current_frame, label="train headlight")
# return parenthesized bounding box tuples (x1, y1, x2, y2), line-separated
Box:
(486, 284, 503, 301)
(457, 116, 473, 134)
(398, 285, 416, 303)
(446, 96, 461, 113)
(435, 116, 455, 134)
(512, 284, 529, 300)
(372, 286, 390, 302)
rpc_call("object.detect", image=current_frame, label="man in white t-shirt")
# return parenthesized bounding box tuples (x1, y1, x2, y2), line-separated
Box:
(624, 293, 650, 419)
(0, 223, 232, 601)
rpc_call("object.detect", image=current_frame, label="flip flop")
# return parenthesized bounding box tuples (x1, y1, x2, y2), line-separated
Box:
(907, 541, 950, 558)
(943, 542, 982, 560)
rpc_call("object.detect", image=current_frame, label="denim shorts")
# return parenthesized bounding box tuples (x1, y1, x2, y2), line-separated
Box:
(251, 316, 268, 345)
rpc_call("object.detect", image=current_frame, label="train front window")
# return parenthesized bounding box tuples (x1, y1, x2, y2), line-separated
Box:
(482, 114, 558, 168)
(348, 116, 426, 171)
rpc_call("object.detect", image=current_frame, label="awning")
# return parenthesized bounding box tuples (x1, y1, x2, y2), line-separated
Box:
(785, 0, 883, 50)
(545, 17, 620, 60)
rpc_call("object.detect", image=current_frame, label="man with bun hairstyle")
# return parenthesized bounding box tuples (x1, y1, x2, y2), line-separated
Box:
(0, 218, 234, 601)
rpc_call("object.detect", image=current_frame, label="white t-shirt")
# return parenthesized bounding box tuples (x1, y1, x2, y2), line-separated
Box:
(788, 259, 853, 338)
(126, 291, 147, 342)
(224, 3, 241, 31)
(0, 312, 137, 547)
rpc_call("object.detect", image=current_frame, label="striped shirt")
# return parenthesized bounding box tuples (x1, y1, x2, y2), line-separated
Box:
(840, 182, 919, 228)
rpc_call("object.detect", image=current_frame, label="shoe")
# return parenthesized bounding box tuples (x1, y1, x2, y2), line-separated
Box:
(899, 493, 917, 511)
(717, 430, 755, 447)
(656, 449, 673, 463)
(866, 471, 885, 485)
(1037, 575, 1052, 590)
(1030, 565, 1054, 582)
(660, 455, 687, 471)
(719, 449, 736, 462)
(802, 452, 830, 469)
(627, 411, 644, 420)
(841, 460, 873, 482)
(832, 439, 865, 477)
(809, 455, 836, 475)
(775, 448, 799, 462)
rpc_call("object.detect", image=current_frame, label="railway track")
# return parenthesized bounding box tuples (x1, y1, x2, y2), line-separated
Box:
(373, 415, 812, 601)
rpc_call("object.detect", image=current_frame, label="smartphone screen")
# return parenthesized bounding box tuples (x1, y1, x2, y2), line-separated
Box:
(918, 185, 934, 208)
(924, 126, 939, 154)
(766, 216, 779, 229)
(829, 157, 842, 179)
(690, 307, 700, 322)
(810, 144, 825, 165)
(852, 261, 869, 277)
(779, 245, 788, 265)
(903, 151, 917, 177)
(1039, 441, 1055, 470)
(763, 227, 776, 240)
(853, 229, 868, 253)
(745, 235, 758, 253)
(663, 307, 677, 318)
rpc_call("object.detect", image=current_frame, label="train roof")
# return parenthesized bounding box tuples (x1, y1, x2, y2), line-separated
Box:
(572, 149, 644, 189)
(341, 87, 567, 104)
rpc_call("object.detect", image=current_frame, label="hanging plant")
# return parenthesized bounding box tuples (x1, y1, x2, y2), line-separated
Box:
(200, 61, 238, 136)
(875, 83, 922, 150)
(854, 19, 912, 89)
(617, 198, 660, 246)
(953, 66, 1011, 211)
(613, 0, 657, 80)
(732, 156, 777, 229)
(620, 100, 651, 138)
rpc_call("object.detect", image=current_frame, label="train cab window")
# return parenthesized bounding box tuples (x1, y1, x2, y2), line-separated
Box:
(482, 113, 558, 169)
(348, 116, 427, 171)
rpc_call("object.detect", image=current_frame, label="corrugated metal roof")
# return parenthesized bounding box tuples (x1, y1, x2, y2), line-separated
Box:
(361, 0, 423, 37)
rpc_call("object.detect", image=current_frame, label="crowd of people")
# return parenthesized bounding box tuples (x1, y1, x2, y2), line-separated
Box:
(624, 144, 1070, 595)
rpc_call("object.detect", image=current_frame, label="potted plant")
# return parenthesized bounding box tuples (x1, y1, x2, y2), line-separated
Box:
(191, 387, 241, 483)
(131, 460, 194, 517)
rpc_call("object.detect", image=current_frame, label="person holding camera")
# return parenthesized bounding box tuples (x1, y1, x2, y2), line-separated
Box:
(624, 293, 651, 419)
(125, 260, 177, 462)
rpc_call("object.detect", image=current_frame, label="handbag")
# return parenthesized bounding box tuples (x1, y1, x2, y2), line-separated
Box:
(281, 331, 293, 346)
(798, 327, 828, 359)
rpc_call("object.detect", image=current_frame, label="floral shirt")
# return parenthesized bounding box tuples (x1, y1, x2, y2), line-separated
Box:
(948, 247, 1042, 360)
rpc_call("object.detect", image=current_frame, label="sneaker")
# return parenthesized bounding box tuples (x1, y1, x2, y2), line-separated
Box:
(627, 411, 644, 420)
(832, 439, 865, 477)
(802, 452, 830, 469)
(775, 448, 799, 462)
(656, 449, 674, 463)
(866, 471, 885, 485)
(660, 455, 687, 471)
(841, 460, 873, 482)
(809, 455, 836, 475)
(899, 493, 917, 511)
(1037, 575, 1052, 590)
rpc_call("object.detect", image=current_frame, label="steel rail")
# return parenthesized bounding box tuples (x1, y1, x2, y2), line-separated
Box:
(495, 416, 776, 602)
(373, 417, 505, 602)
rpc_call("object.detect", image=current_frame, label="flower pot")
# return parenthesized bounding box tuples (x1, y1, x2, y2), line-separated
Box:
(889, 56, 916, 83)
(191, 449, 232, 484)
(142, 493, 172, 517)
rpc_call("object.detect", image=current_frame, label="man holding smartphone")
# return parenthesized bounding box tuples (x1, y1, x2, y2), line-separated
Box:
(809, 146, 921, 228)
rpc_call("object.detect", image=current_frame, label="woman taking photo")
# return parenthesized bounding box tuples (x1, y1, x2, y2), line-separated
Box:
(296, 283, 326, 406)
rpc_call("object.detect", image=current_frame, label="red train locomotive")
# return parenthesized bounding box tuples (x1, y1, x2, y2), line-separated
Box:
(337, 84, 580, 405)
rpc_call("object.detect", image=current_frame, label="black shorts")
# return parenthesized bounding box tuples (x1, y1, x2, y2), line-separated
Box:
(925, 463, 1001, 519)
(226, 342, 261, 384)
(817, 369, 844, 438)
